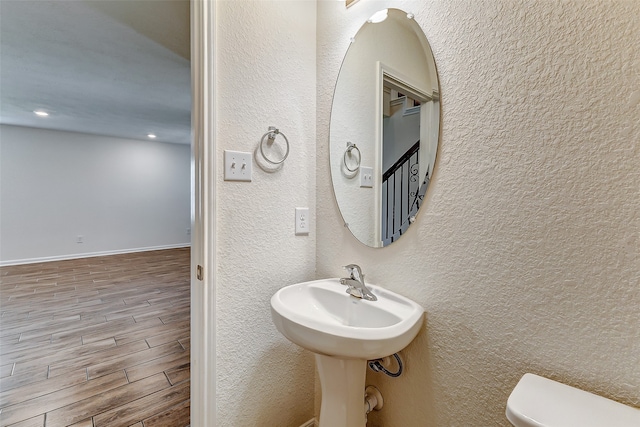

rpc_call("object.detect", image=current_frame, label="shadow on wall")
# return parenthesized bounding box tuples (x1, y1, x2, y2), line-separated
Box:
(238, 342, 316, 426)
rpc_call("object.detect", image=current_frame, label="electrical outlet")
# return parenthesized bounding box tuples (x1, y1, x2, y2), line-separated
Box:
(186, 228, 191, 236)
(224, 150, 252, 181)
(76, 235, 83, 243)
(295, 207, 310, 235)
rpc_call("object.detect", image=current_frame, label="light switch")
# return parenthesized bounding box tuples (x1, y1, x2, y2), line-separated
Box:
(295, 207, 310, 235)
(224, 150, 252, 181)
(360, 166, 373, 188)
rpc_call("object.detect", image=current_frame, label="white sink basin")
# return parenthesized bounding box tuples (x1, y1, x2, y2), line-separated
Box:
(270, 278, 424, 360)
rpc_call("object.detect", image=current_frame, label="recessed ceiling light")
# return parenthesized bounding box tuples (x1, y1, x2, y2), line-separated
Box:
(34, 110, 49, 117)
(147, 134, 157, 139)
(368, 9, 388, 24)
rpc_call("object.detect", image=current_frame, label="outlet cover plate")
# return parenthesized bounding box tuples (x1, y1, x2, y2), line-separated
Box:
(295, 207, 310, 235)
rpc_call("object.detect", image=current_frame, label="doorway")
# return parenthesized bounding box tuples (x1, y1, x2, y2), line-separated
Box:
(0, 1, 193, 425)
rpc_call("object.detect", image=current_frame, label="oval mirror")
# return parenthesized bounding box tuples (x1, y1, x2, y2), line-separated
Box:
(329, 8, 440, 248)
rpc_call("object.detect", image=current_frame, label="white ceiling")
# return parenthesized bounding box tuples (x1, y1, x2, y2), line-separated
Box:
(0, 0, 191, 145)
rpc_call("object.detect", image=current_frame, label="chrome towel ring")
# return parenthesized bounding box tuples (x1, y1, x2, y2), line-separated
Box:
(260, 126, 290, 165)
(344, 141, 361, 172)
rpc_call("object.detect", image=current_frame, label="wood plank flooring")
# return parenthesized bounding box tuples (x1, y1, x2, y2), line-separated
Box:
(0, 248, 190, 427)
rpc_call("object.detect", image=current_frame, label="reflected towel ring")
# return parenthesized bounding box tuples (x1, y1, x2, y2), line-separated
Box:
(344, 142, 361, 172)
(260, 126, 290, 165)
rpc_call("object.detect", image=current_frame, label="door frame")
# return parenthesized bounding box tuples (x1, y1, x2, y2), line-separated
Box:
(190, 0, 216, 425)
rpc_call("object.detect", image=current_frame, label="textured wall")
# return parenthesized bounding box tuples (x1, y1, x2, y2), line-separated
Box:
(0, 125, 190, 264)
(214, 1, 317, 425)
(317, 1, 639, 426)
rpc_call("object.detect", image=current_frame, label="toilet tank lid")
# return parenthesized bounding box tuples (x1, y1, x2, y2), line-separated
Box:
(506, 373, 640, 427)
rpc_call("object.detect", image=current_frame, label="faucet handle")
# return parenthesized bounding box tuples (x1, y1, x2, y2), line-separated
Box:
(343, 264, 363, 281)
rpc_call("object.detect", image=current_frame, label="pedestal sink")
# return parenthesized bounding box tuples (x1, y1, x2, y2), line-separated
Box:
(270, 278, 424, 427)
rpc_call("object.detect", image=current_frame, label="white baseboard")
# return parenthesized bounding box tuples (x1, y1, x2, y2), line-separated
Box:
(299, 419, 317, 427)
(0, 243, 191, 267)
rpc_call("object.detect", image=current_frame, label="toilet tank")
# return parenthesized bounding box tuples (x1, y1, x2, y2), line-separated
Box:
(506, 373, 640, 427)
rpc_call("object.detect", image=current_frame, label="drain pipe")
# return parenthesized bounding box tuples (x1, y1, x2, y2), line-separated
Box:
(364, 385, 384, 415)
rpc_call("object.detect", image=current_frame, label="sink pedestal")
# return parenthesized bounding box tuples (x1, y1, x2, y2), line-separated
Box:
(315, 354, 367, 427)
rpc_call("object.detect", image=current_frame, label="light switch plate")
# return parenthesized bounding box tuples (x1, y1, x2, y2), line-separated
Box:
(224, 150, 252, 181)
(360, 166, 373, 188)
(295, 207, 310, 235)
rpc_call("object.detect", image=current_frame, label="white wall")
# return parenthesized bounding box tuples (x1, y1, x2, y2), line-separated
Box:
(0, 125, 190, 264)
(317, 1, 640, 426)
(382, 109, 420, 171)
(214, 1, 317, 425)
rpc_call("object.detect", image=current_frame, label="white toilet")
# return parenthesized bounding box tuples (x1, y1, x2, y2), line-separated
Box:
(506, 373, 640, 427)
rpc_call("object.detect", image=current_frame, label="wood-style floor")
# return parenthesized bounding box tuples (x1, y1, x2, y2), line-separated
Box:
(0, 248, 190, 427)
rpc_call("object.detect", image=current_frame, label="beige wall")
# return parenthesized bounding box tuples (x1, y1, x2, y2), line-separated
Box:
(214, 1, 317, 425)
(317, 1, 640, 426)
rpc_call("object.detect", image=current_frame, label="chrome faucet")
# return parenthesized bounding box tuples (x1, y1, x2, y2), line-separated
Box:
(340, 264, 377, 301)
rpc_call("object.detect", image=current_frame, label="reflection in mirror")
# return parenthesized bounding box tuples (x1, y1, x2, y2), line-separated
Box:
(330, 8, 440, 248)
